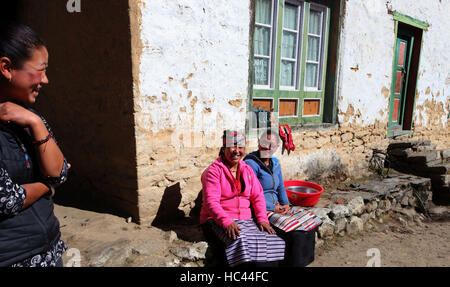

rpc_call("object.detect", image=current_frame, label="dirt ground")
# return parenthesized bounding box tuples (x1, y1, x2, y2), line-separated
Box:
(310, 215, 450, 267)
(55, 203, 450, 267)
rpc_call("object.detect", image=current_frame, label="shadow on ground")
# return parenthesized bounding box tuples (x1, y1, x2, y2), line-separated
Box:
(151, 184, 205, 243)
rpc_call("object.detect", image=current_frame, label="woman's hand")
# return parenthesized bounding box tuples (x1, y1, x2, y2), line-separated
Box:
(225, 222, 241, 240)
(258, 222, 275, 234)
(0, 101, 65, 178)
(274, 204, 290, 215)
(0, 102, 41, 127)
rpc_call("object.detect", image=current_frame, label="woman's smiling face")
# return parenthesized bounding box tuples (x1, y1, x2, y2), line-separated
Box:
(223, 145, 246, 166)
(8, 46, 49, 105)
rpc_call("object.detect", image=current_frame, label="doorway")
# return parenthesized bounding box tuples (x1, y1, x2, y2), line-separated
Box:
(387, 15, 427, 137)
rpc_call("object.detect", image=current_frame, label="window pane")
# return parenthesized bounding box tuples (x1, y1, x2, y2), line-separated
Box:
(280, 60, 295, 87)
(305, 63, 318, 87)
(308, 10, 321, 35)
(254, 58, 269, 85)
(283, 4, 298, 30)
(254, 26, 271, 56)
(282, 31, 297, 59)
(255, 0, 272, 25)
(307, 36, 319, 61)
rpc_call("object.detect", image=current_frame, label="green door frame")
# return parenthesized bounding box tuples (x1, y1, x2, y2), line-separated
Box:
(387, 12, 428, 138)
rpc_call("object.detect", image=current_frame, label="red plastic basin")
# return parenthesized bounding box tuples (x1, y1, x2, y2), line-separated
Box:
(284, 180, 324, 207)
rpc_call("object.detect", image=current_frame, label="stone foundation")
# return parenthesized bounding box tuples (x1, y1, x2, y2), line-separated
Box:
(311, 173, 432, 244)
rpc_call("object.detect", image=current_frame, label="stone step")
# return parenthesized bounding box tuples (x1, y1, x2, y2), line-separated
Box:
(388, 148, 413, 158)
(432, 188, 450, 205)
(431, 174, 450, 186)
(388, 140, 432, 150)
(414, 162, 450, 175)
(406, 150, 442, 164)
(415, 143, 438, 152)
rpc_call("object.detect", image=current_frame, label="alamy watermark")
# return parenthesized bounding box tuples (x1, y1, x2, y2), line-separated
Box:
(66, 0, 81, 13)
(65, 248, 81, 267)
(366, 248, 381, 267)
(168, 111, 279, 150)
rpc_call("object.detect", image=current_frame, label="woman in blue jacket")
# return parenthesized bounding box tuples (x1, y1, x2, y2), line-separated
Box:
(244, 129, 321, 267)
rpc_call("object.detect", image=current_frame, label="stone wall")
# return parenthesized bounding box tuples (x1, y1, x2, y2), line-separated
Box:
(306, 174, 432, 245)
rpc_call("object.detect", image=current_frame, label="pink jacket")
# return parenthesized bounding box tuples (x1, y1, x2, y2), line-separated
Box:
(200, 157, 269, 228)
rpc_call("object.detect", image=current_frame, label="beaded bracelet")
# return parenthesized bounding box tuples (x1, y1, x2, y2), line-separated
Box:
(32, 133, 52, 146)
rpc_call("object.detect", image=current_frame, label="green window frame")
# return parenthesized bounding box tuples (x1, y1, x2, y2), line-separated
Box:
(251, 0, 331, 126)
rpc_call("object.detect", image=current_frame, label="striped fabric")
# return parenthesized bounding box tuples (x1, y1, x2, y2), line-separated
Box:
(209, 219, 285, 267)
(267, 206, 322, 232)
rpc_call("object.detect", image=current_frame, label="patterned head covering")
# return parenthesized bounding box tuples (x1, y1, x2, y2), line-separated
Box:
(222, 130, 246, 147)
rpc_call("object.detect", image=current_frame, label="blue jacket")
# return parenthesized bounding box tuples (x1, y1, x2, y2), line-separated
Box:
(244, 151, 290, 211)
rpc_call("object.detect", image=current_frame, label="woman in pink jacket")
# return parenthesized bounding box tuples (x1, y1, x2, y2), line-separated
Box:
(200, 130, 285, 267)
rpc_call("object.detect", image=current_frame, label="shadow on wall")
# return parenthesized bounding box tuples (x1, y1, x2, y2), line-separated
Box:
(14, 0, 139, 220)
(152, 183, 204, 243)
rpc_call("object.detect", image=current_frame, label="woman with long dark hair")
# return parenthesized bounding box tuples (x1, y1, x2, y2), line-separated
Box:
(0, 24, 69, 267)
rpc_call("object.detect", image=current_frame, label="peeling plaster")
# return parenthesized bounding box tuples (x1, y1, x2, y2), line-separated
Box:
(135, 0, 250, 135)
(337, 0, 449, 128)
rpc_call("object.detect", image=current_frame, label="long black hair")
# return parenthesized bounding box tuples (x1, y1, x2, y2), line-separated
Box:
(0, 23, 46, 68)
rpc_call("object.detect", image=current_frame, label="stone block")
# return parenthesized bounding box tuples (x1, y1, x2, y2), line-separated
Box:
(341, 132, 354, 143)
(329, 204, 351, 220)
(360, 213, 370, 224)
(415, 162, 450, 175)
(317, 136, 331, 146)
(441, 149, 450, 160)
(348, 196, 365, 216)
(334, 217, 347, 234)
(365, 200, 378, 212)
(407, 151, 441, 164)
(384, 199, 392, 211)
(424, 159, 444, 168)
(310, 208, 331, 221)
(416, 143, 437, 152)
(318, 216, 335, 239)
(170, 242, 208, 261)
(389, 148, 413, 158)
(375, 209, 383, 217)
(346, 216, 363, 235)
(387, 141, 414, 149)
(354, 130, 370, 139)
(432, 174, 450, 185)
(351, 138, 364, 147)
(331, 135, 341, 143)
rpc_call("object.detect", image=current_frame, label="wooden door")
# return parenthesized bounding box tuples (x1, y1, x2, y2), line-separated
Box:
(388, 33, 413, 134)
